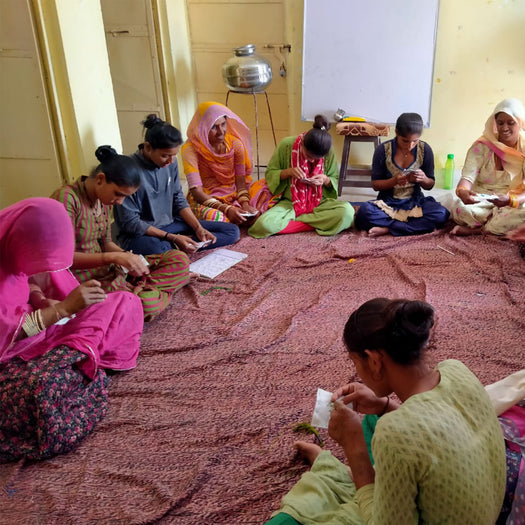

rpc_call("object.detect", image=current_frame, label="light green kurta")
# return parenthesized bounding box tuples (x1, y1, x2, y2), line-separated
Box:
(452, 142, 525, 234)
(272, 360, 506, 525)
(248, 137, 354, 238)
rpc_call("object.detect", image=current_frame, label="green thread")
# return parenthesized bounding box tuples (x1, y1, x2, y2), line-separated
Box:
(293, 422, 324, 447)
(200, 286, 232, 296)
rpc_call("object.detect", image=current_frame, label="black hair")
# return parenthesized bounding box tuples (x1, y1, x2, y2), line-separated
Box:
(303, 114, 332, 157)
(90, 145, 142, 188)
(343, 298, 435, 365)
(395, 113, 423, 137)
(141, 114, 183, 149)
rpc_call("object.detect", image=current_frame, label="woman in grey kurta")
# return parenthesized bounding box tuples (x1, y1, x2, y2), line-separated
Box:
(114, 114, 240, 255)
(248, 116, 354, 238)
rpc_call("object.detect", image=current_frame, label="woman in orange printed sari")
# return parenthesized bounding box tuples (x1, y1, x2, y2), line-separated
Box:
(181, 101, 275, 226)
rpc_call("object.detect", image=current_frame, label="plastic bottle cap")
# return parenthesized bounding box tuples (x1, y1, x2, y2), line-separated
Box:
(447, 154, 454, 159)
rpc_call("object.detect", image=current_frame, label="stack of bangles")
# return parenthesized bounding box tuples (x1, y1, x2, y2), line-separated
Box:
(22, 305, 64, 337)
(237, 189, 249, 204)
(509, 193, 520, 208)
(22, 309, 45, 337)
(203, 197, 233, 216)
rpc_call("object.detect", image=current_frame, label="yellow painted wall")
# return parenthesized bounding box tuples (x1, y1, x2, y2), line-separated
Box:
(2, 0, 525, 203)
(53, 0, 122, 175)
(285, 0, 525, 183)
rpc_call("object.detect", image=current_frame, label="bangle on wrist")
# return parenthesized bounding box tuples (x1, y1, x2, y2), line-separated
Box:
(163, 232, 169, 241)
(379, 396, 390, 416)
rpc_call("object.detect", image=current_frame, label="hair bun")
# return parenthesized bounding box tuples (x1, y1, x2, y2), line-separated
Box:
(142, 113, 164, 130)
(313, 114, 331, 132)
(95, 145, 118, 163)
(389, 300, 434, 352)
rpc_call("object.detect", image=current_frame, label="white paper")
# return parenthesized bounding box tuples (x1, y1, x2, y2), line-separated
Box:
(189, 249, 247, 279)
(311, 388, 354, 429)
(311, 388, 333, 429)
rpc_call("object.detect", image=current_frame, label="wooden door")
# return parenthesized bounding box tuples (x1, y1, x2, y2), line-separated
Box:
(0, 0, 63, 208)
(100, 0, 165, 155)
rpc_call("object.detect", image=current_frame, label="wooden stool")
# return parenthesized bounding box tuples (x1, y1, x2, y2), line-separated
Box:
(336, 122, 390, 196)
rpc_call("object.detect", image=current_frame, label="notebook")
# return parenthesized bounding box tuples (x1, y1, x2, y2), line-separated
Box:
(189, 249, 247, 279)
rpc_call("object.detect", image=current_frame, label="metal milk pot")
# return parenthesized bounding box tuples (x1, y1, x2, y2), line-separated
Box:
(222, 44, 273, 93)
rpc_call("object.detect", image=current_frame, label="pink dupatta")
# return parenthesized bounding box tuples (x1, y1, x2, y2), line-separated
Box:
(0, 198, 143, 378)
(290, 133, 324, 216)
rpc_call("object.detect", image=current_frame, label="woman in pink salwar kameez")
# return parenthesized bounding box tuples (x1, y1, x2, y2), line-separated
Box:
(0, 197, 143, 462)
(0, 197, 143, 377)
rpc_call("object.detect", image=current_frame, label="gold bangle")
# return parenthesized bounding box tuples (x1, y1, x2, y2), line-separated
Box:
(203, 198, 221, 209)
(237, 189, 249, 198)
(509, 194, 519, 208)
(22, 310, 45, 337)
(52, 305, 63, 322)
(455, 187, 469, 197)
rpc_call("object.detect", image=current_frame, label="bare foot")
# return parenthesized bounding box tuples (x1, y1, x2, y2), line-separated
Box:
(450, 225, 482, 236)
(368, 227, 389, 238)
(294, 441, 322, 465)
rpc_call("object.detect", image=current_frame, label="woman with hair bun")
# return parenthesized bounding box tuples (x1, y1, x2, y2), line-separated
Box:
(51, 145, 190, 322)
(248, 115, 354, 238)
(355, 112, 449, 237)
(114, 114, 240, 255)
(265, 298, 505, 524)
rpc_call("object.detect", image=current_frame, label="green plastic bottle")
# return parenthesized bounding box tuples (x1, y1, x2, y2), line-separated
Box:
(444, 153, 454, 190)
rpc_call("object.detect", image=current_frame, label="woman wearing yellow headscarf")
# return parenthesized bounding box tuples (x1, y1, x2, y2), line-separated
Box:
(181, 101, 275, 226)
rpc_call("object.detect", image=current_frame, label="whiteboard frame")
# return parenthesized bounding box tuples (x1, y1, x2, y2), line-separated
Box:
(301, 0, 439, 126)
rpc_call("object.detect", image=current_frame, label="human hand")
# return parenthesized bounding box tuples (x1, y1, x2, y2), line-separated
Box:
(195, 227, 217, 244)
(328, 400, 363, 447)
(58, 280, 106, 316)
(407, 169, 426, 184)
(240, 202, 259, 215)
(331, 382, 387, 415)
(168, 233, 199, 254)
(115, 251, 150, 277)
(492, 194, 510, 208)
(284, 167, 307, 181)
(457, 189, 478, 205)
(307, 174, 326, 186)
(226, 206, 249, 225)
(395, 172, 409, 186)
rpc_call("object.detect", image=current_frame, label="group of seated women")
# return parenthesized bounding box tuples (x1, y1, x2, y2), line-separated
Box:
(1, 99, 524, 521)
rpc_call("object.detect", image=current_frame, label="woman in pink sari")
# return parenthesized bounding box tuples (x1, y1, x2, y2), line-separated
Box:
(0, 197, 143, 378)
(0, 197, 143, 461)
(181, 101, 275, 225)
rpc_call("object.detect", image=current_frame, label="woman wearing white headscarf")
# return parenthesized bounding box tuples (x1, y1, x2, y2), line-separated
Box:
(452, 98, 525, 235)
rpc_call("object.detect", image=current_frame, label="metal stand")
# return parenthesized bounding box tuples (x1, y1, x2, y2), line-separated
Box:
(225, 90, 277, 179)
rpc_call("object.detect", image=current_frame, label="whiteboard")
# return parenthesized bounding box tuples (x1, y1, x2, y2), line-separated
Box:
(302, 0, 439, 126)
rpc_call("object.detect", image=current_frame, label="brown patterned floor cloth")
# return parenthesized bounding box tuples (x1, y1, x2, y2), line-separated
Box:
(1, 229, 524, 524)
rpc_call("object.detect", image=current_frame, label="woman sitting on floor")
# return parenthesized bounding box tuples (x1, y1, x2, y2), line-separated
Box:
(452, 98, 525, 236)
(248, 115, 354, 238)
(181, 101, 275, 225)
(0, 198, 143, 461)
(51, 145, 190, 322)
(265, 297, 505, 525)
(355, 112, 449, 237)
(114, 114, 240, 255)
